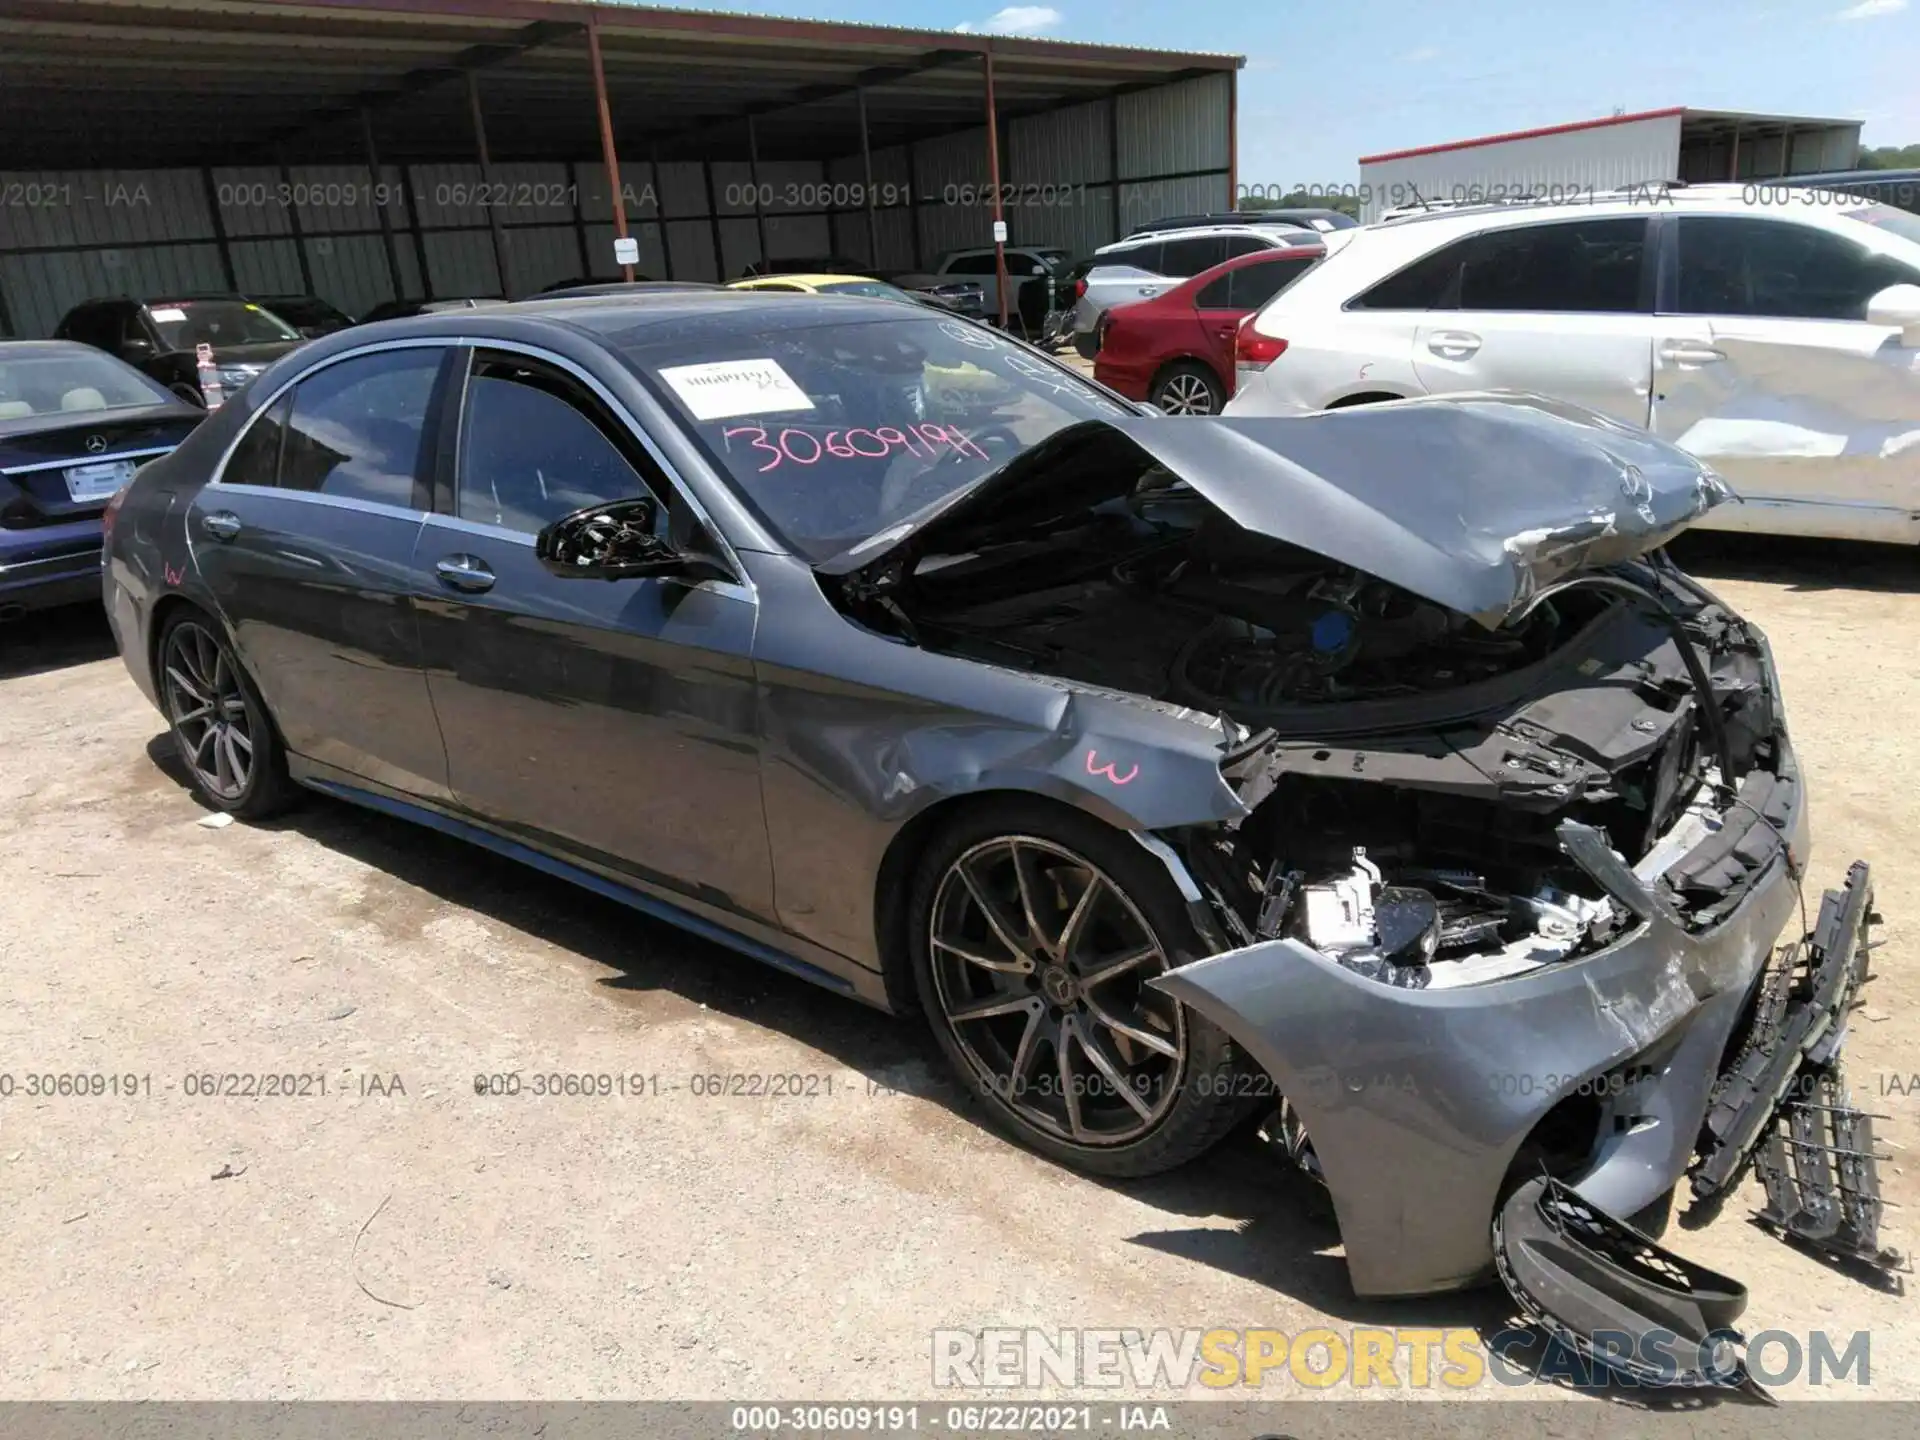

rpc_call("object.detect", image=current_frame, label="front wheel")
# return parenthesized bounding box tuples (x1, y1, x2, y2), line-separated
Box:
(908, 800, 1245, 1177)
(158, 612, 297, 818)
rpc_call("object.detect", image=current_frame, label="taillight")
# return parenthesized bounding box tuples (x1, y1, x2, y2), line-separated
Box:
(101, 485, 129, 545)
(1235, 325, 1289, 370)
(1073, 277, 1087, 300)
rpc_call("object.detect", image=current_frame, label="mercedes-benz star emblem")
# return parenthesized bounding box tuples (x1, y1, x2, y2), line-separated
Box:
(85, 434, 108, 454)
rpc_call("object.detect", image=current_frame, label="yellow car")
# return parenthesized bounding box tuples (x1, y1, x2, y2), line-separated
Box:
(728, 273, 927, 305)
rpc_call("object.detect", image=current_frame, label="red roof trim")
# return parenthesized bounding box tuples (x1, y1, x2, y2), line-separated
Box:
(1357, 107, 1687, 166)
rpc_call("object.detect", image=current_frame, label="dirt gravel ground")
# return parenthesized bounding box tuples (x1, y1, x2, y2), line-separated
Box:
(0, 531, 1915, 1405)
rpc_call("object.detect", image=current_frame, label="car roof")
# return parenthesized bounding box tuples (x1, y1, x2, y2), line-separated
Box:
(734, 273, 894, 289)
(0, 338, 133, 358)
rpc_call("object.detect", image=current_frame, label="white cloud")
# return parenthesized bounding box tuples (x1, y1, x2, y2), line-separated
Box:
(1836, 0, 1907, 20)
(955, 6, 1065, 34)
(1399, 46, 1443, 63)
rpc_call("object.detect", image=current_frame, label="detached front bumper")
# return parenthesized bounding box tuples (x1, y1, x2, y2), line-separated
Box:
(1153, 760, 1821, 1298)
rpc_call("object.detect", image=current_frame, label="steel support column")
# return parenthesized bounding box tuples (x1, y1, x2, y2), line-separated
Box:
(587, 14, 633, 282)
(704, 161, 725, 280)
(276, 157, 316, 295)
(746, 116, 769, 268)
(857, 87, 881, 266)
(466, 71, 512, 297)
(1226, 67, 1239, 209)
(361, 108, 406, 300)
(200, 168, 238, 290)
(650, 146, 671, 280)
(984, 46, 1008, 329)
(1107, 93, 1122, 241)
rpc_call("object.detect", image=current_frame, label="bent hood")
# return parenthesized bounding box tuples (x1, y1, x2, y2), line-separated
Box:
(818, 392, 1732, 628)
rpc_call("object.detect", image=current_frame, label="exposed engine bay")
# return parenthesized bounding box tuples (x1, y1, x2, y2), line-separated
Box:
(830, 485, 1788, 992)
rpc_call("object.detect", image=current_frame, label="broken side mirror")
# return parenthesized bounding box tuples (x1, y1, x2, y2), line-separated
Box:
(1866, 283, 1920, 347)
(536, 496, 687, 580)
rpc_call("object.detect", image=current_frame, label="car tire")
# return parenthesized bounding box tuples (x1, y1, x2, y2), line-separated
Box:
(1149, 362, 1224, 416)
(156, 610, 297, 820)
(908, 797, 1244, 1178)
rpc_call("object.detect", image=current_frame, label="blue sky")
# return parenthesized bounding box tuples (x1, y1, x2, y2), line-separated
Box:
(652, 0, 1920, 184)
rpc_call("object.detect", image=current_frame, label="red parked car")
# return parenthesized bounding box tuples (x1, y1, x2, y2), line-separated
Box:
(1093, 245, 1321, 414)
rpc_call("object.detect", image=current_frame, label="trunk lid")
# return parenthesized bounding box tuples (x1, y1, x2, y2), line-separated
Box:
(818, 393, 1732, 629)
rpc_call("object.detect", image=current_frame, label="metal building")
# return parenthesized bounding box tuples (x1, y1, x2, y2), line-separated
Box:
(0, 0, 1241, 336)
(1356, 106, 1862, 221)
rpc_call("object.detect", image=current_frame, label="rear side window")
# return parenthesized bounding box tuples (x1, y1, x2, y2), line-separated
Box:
(1353, 218, 1647, 313)
(224, 394, 291, 485)
(1224, 234, 1273, 258)
(1671, 216, 1920, 320)
(1158, 235, 1229, 278)
(278, 348, 442, 506)
(457, 352, 659, 535)
(1231, 255, 1316, 309)
(943, 253, 998, 276)
(1194, 273, 1235, 309)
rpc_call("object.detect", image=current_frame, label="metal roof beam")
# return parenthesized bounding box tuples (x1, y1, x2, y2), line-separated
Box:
(240, 15, 584, 159)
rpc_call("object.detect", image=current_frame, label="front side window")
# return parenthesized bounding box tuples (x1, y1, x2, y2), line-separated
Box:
(622, 312, 1134, 563)
(1672, 216, 1920, 319)
(279, 348, 442, 506)
(457, 353, 658, 534)
(1454, 218, 1648, 312)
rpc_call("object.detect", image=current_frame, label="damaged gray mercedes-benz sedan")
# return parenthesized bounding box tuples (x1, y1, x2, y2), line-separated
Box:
(104, 295, 1892, 1379)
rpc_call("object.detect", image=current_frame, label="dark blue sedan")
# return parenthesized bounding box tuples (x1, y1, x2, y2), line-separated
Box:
(0, 341, 203, 617)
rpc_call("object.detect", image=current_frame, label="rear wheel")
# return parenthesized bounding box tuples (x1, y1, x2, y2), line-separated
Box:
(908, 799, 1243, 1177)
(158, 612, 296, 818)
(1150, 362, 1224, 416)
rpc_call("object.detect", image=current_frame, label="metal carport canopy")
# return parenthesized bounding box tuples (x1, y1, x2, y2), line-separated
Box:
(0, 0, 1240, 168)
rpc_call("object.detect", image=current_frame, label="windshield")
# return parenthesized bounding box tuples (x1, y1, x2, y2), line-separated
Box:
(623, 313, 1136, 561)
(1846, 203, 1920, 249)
(0, 349, 173, 416)
(146, 300, 299, 349)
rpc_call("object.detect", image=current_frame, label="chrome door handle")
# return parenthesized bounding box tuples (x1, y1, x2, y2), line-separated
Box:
(1425, 330, 1482, 359)
(1659, 340, 1726, 366)
(434, 554, 496, 594)
(201, 510, 242, 541)
(1136, 287, 1157, 295)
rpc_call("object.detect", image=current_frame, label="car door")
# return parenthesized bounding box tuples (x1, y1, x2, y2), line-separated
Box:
(410, 345, 773, 918)
(187, 342, 454, 799)
(1649, 213, 1920, 536)
(1201, 253, 1320, 385)
(1409, 216, 1657, 425)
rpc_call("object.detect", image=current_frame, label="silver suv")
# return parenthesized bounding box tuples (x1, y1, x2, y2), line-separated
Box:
(1226, 185, 1920, 544)
(1068, 222, 1321, 357)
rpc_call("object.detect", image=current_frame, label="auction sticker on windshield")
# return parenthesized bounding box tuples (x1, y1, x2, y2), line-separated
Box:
(658, 357, 814, 421)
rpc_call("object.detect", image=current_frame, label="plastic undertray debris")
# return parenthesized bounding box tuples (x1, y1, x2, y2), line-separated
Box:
(1494, 1176, 1772, 1401)
(1689, 860, 1903, 1279)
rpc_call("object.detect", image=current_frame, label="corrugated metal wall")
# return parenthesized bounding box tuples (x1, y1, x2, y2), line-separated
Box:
(0, 72, 1231, 334)
(1356, 114, 1686, 221)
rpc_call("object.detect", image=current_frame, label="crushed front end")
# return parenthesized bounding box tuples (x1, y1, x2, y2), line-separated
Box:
(1150, 557, 1895, 1313)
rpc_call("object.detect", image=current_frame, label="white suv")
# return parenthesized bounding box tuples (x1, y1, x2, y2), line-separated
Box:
(1226, 186, 1920, 544)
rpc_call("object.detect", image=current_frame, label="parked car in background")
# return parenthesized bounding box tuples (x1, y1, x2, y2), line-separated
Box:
(1093, 245, 1322, 414)
(356, 298, 506, 324)
(53, 294, 306, 406)
(896, 246, 1074, 335)
(531, 282, 723, 301)
(1124, 208, 1356, 237)
(729, 273, 958, 312)
(1226, 184, 1920, 544)
(1069, 223, 1323, 358)
(0, 341, 201, 616)
(257, 295, 355, 339)
(739, 256, 868, 279)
